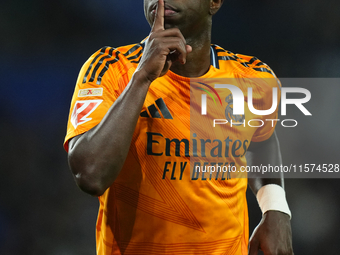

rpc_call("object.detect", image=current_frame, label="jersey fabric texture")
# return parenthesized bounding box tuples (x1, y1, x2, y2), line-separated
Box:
(64, 40, 280, 255)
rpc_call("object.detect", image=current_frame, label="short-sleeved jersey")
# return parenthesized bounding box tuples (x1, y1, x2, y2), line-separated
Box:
(64, 40, 280, 255)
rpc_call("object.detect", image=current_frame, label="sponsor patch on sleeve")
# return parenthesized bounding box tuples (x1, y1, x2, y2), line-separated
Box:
(71, 100, 103, 128)
(78, 88, 103, 97)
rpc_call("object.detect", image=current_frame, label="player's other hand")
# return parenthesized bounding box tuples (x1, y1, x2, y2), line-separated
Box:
(248, 211, 294, 255)
(136, 0, 192, 83)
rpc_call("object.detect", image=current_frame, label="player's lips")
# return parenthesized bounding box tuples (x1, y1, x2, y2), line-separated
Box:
(151, 3, 179, 17)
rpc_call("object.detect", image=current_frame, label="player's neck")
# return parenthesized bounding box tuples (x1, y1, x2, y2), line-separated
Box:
(170, 31, 212, 78)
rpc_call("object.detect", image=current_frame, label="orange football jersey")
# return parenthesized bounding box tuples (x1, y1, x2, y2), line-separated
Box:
(64, 41, 280, 255)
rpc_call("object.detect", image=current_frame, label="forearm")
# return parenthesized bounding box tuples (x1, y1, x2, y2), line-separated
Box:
(68, 70, 151, 196)
(68, 3, 191, 196)
(247, 131, 284, 195)
(248, 177, 283, 196)
(247, 131, 291, 220)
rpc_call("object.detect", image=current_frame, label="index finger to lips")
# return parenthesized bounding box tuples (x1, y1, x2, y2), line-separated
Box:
(151, 0, 164, 32)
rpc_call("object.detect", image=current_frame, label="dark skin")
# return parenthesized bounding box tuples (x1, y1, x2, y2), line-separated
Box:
(247, 132, 294, 255)
(68, 0, 293, 254)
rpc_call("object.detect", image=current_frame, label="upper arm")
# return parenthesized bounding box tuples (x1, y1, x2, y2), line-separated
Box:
(246, 130, 282, 166)
(63, 47, 123, 152)
(68, 134, 82, 153)
(242, 59, 283, 193)
(246, 72, 282, 178)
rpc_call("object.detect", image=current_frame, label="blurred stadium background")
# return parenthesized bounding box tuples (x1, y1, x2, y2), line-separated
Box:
(0, 0, 339, 254)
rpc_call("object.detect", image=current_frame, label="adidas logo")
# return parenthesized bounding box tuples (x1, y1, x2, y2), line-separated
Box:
(140, 98, 173, 119)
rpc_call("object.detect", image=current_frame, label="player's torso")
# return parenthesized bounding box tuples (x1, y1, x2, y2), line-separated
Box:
(95, 43, 279, 255)
(97, 67, 253, 255)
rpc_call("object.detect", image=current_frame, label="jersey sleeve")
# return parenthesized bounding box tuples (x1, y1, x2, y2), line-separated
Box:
(249, 72, 281, 143)
(63, 46, 130, 152)
(232, 54, 281, 143)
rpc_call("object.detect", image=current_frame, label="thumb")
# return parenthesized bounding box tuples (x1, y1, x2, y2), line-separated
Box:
(248, 237, 260, 255)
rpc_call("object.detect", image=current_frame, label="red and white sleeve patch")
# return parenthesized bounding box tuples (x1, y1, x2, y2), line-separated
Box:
(71, 100, 103, 129)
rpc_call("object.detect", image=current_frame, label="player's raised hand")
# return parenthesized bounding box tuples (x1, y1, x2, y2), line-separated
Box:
(136, 0, 192, 82)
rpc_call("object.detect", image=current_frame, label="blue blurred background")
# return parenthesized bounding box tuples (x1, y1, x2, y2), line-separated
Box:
(1, 0, 340, 254)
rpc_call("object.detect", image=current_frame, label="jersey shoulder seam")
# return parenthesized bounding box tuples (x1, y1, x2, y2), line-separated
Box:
(82, 42, 145, 85)
(212, 45, 275, 76)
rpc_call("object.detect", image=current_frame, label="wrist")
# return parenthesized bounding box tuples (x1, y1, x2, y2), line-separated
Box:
(133, 69, 156, 86)
(256, 184, 292, 219)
